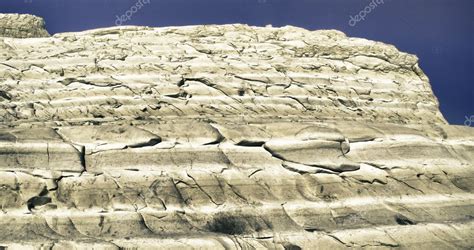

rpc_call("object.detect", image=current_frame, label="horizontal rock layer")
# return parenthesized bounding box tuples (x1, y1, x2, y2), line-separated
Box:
(0, 24, 445, 126)
(0, 22, 472, 249)
(0, 120, 473, 249)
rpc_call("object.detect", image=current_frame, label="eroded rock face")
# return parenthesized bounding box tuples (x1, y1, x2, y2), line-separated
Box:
(0, 16, 473, 249)
(0, 13, 50, 38)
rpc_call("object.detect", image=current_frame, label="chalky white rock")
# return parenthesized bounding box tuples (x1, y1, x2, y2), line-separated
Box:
(0, 14, 473, 249)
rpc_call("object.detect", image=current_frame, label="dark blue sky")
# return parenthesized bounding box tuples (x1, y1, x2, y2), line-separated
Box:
(1, 0, 472, 125)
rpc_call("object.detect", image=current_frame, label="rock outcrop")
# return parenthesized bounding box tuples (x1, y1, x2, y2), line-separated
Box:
(0, 16, 473, 249)
(0, 14, 50, 38)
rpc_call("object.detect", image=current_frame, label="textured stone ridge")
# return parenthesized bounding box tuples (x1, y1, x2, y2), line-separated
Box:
(0, 22, 473, 249)
(0, 13, 50, 38)
(0, 24, 446, 125)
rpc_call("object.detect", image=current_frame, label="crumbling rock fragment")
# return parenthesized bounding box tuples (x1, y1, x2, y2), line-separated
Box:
(0, 13, 50, 38)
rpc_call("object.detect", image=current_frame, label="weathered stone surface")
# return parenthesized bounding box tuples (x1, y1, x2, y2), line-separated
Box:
(0, 23, 446, 125)
(0, 14, 473, 249)
(0, 14, 50, 38)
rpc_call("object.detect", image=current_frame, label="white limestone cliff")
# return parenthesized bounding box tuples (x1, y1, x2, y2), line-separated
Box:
(0, 14, 473, 249)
